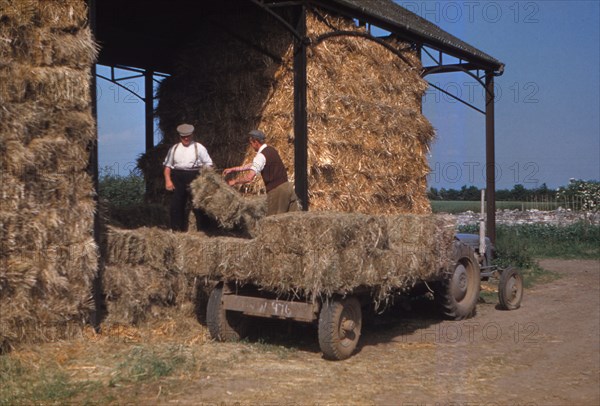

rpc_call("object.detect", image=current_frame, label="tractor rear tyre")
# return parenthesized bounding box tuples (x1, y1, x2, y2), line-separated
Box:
(207, 284, 249, 341)
(318, 296, 362, 360)
(435, 242, 481, 320)
(498, 267, 523, 310)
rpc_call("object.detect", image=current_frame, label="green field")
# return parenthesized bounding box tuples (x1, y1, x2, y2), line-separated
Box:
(430, 200, 561, 213)
(459, 222, 600, 260)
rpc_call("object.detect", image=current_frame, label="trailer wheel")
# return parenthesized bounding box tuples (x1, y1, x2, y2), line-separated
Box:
(318, 296, 362, 360)
(436, 243, 481, 320)
(207, 284, 248, 341)
(498, 267, 523, 310)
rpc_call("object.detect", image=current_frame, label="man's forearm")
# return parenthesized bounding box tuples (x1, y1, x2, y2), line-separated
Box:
(228, 170, 256, 186)
(226, 164, 252, 174)
(164, 166, 175, 190)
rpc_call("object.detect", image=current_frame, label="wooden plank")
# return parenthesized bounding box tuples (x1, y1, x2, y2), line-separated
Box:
(222, 294, 318, 322)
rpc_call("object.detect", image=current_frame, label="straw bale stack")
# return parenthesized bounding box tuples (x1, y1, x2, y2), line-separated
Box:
(103, 226, 189, 325)
(227, 212, 455, 300)
(0, 0, 98, 351)
(102, 226, 256, 325)
(102, 211, 455, 322)
(149, 8, 432, 215)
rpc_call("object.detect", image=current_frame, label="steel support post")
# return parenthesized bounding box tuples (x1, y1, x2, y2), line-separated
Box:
(485, 72, 496, 244)
(145, 70, 154, 152)
(293, 5, 308, 210)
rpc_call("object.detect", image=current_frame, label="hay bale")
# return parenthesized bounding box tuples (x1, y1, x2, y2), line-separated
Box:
(106, 226, 178, 270)
(190, 169, 266, 235)
(0, 65, 92, 109)
(102, 264, 192, 325)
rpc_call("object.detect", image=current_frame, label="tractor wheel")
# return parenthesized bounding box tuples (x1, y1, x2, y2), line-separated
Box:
(206, 284, 248, 341)
(436, 242, 481, 320)
(498, 267, 523, 310)
(318, 296, 362, 360)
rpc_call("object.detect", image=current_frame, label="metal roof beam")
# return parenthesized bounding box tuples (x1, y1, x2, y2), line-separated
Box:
(423, 63, 480, 75)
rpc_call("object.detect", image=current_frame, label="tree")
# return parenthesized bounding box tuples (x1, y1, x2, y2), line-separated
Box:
(511, 184, 528, 201)
(556, 179, 600, 212)
(98, 168, 145, 207)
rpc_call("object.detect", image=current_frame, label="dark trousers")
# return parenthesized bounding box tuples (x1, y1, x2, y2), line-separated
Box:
(170, 170, 211, 232)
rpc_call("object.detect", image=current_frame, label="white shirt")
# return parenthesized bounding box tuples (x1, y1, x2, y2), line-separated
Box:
(163, 141, 213, 170)
(250, 144, 268, 174)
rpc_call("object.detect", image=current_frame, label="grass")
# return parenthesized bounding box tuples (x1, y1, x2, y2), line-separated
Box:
(109, 345, 194, 387)
(0, 341, 198, 405)
(0, 357, 101, 405)
(464, 221, 598, 298)
(250, 338, 299, 359)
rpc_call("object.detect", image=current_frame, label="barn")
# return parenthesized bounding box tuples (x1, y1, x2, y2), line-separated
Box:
(0, 0, 504, 350)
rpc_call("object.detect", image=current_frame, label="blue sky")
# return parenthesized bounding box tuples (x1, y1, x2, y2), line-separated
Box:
(97, 0, 600, 190)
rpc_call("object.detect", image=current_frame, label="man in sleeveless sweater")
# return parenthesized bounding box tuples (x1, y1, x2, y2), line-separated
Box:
(223, 129, 300, 216)
(163, 123, 214, 231)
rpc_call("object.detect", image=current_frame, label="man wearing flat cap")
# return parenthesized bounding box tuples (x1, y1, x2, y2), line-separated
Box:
(163, 123, 214, 231)
(223, 129, 299, 216)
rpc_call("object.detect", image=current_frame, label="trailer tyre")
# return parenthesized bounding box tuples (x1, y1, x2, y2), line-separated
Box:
(498, 267, 523, 310)
(207, 284, 248, 341)
(318, 296, 362, 360)
(436, 243, 481, 320)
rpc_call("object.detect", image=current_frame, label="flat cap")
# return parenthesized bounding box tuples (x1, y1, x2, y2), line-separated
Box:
(177, 123, 194, 136)
(248, 129, 266, 142)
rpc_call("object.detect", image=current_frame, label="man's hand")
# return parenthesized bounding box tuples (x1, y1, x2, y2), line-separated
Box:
(227, 178, 236, 186)
(165, 180, 175, 191)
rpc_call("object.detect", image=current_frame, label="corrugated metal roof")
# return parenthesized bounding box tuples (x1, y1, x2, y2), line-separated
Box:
(311, 0, 504, 72)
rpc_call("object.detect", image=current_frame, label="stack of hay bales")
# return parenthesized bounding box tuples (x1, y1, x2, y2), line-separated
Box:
(102, 212, 455, 322)
(231, 212, 455, 301)
(0, 1, 98, 351)
(147, 7, 433, 214)
(103, 227, 192, 325)
(102, 226, 254, 325)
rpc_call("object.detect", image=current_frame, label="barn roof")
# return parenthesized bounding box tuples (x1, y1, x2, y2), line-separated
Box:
(313, 0, 504, 72)
(94, 0, 504, 74)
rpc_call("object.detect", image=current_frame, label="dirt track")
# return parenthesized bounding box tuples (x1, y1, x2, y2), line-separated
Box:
(170, 259, 599, 405)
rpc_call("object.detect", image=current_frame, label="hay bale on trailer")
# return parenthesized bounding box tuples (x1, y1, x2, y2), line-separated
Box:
(101, 211, 455, 323)
(145, 8, 433, 215)
(0, 0, 98, 351)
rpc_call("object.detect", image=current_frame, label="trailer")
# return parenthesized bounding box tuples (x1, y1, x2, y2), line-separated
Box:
(205, 193, 523, 360)
(206, 235, 523, 361)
